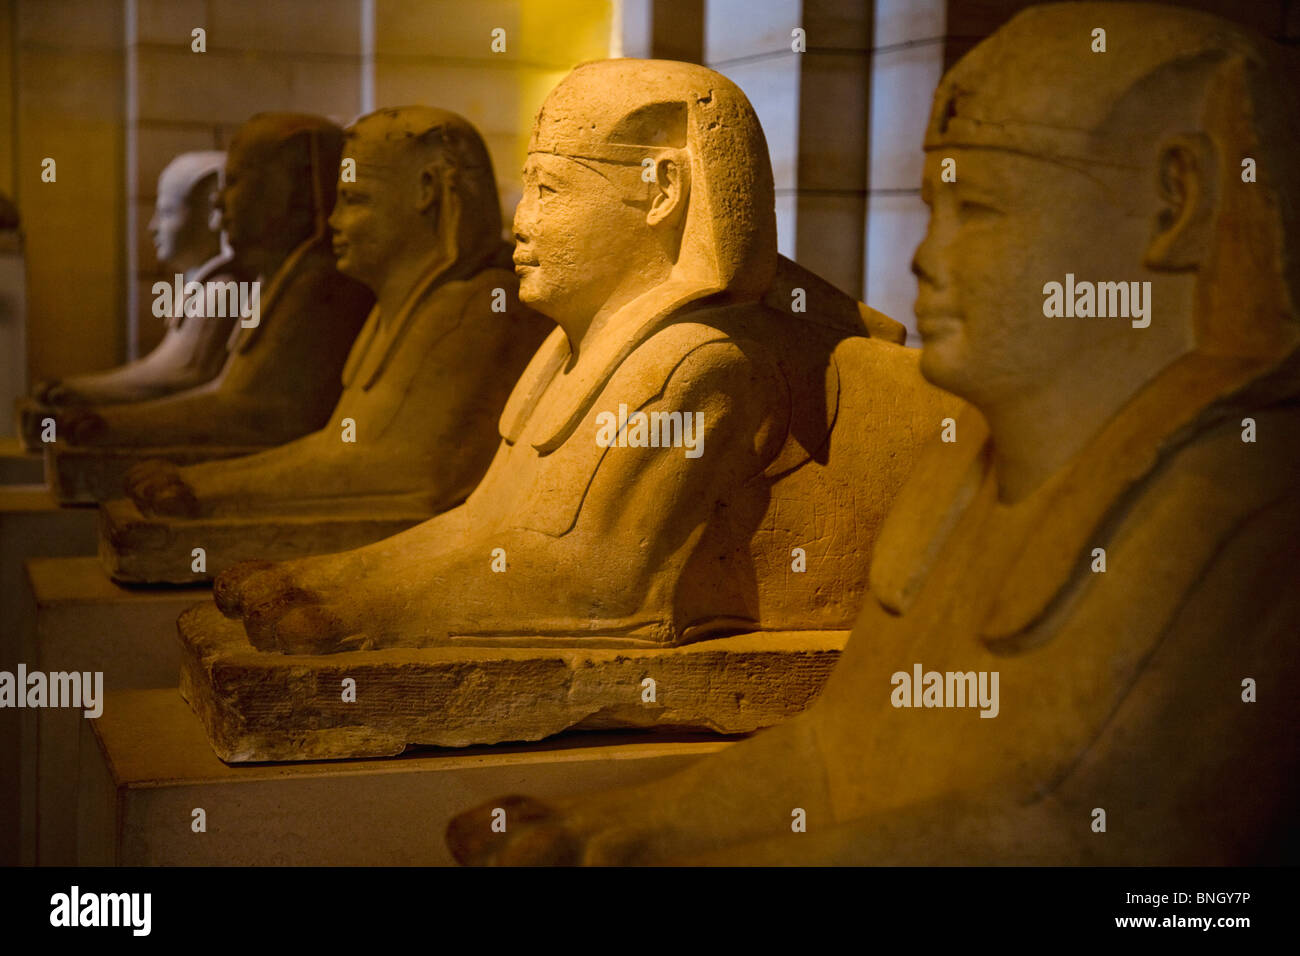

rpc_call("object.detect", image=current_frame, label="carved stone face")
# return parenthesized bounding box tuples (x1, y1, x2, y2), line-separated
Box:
(328, 141, 424, 290)
(152, 174, 217, 268)
(913, 147, 1148, 407)
(512, 152, 658, 327)
(215, 138, 293, 258)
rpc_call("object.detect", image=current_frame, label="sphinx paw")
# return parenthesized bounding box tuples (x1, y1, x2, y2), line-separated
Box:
(126, 460, 199, 516)
(261, 601, 354, 655)
(212, 559, 277, 617)
(32, 379, 60, 404)
(59, 408, 107, 445)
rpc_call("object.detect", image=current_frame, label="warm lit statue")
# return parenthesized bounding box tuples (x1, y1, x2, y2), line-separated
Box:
(105, 108, 549, 580)
(18, 152, 244, 446)
(57, 114, 372, 450)
(206, 60, 944, 658)
(448, 5, 1300, 865)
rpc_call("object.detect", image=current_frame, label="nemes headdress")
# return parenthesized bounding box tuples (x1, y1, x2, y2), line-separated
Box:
(232, 112, 344, 249)
(339, 106, 507, 391)
(158, 150, 226, 203)
(528, 58, 778, 301)
(229, 112, 345, 352)
(344, 106, 502, 272)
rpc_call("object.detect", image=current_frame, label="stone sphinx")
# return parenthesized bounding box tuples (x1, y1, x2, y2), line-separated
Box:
(101, 107, 550, 583)
(17, 151, 246, 449)
(446, 4, 1300, 866)
(46, 113, 372, 502)
(177, 59, 952, 760)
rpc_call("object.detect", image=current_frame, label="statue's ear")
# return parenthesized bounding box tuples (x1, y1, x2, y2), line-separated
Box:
(1144, 133, 1217, 271)
(646, 156, 689, 230)
(189, 171, 220, 211)
(416, 164, 442, 215)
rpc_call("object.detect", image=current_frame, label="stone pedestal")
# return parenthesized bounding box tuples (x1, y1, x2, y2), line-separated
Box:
(44, 443, 268, 504)
(0, 437, 43, 484)
(22, 557, 207, 864)
(0, 486, 98, 865)
(15, 398, 50, 454)
(78, 688, 732, 865)
(179, 601, 845, 762)
(99, 496, 434, 584)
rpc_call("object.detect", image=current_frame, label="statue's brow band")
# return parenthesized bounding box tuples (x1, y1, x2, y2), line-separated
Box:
(529, 142, 681, 164)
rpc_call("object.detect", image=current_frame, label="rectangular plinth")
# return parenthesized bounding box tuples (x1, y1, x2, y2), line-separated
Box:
(79, 688, 732, 865)
(0, 487, 96, 632)
(0, 436, 43, 484)
(14, 398, 49, 453)
(0, 487, 98, 865)
(100, 497, 433, 584)
(179, 601, 846, 762)
(44, 443, 269, 504)
(24, 557, 209, 864)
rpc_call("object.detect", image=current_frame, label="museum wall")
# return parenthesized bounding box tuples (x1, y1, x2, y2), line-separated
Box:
(9, 0, 125, 391)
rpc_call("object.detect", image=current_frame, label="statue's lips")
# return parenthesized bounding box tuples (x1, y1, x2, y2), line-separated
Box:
(916, 314, 962, 338)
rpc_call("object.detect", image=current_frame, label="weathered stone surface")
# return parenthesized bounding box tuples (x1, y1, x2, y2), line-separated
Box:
(179, 601, 846, 762)
(44, 442, 266, 505)
(100, 495, 434, 584)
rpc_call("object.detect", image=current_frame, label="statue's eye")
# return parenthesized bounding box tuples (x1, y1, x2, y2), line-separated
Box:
(539, 183, 556, 196)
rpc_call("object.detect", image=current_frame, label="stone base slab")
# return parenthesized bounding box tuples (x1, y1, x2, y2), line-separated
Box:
(23, 557, 208, 864)
(99, 496, 434, 584)
(0, 488, 98, 864)
(0, 436, 43, 484)
(79, 688, 733, 865)
(179, 601, 846, 762)
(14, 397, 48, 453)
(44, 442, 269, 504)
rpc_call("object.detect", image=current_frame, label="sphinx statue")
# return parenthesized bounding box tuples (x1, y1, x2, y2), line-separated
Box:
(43, 114, 373, 502)
(207, 59, 947, 656)
(447, 4, 1300, 865)
(56, 114, 372, 452)
(175, 59, 949, 759)
(103, 107, 549, 581)
(16, 152, 247, 448)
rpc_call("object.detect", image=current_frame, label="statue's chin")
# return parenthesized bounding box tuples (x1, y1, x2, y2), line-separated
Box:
(517, 282, 561, 323)
(917, 341, 965, 395)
